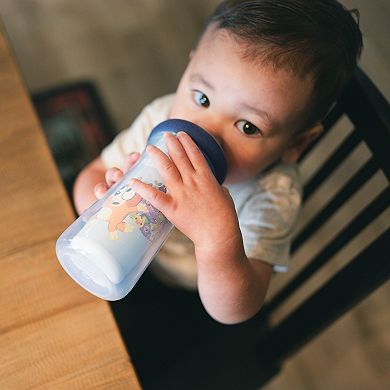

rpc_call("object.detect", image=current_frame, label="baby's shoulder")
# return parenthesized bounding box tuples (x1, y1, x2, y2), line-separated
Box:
(256, 163, 301, 194)
(227, 163, 302, 214)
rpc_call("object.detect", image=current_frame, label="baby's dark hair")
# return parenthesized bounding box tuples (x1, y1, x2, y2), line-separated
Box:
(203, 0, 363, 130)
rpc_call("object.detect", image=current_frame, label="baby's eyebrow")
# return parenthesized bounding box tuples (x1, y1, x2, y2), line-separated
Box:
(240, 102, 273, 124)
(190, 74, 215, 91)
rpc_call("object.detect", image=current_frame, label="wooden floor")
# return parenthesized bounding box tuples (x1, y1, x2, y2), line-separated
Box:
(0, 1, 388, 388)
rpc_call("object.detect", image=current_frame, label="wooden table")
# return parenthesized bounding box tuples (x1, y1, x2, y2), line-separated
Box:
(0, 24, 141, 389)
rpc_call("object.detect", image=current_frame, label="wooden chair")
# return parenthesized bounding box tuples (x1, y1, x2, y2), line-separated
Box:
(111, 68, 390, 389)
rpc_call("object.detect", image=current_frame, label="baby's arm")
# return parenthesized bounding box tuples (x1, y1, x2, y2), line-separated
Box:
(130, 132, 272, 324)
(196, 248, 272, 325)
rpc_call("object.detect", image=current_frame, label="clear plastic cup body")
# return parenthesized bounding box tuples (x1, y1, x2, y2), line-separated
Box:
(56, 131, 174, 300)
(56, 119, 227, 301)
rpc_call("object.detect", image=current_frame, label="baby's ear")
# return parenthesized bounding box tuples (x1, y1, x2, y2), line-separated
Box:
(281, 123, 323, 163)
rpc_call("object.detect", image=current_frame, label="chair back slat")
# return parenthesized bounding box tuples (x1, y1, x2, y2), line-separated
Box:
(259, 228, 390, 363)
(342, 69, 390, 180)
(303, 129, 361, 202)
(264, 186, 389, 314)
(292, 158, 380, 253)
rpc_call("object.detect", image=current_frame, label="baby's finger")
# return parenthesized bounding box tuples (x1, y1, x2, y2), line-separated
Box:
(177, 131, 211, 175)
(130, 178, 171, 214)
(124, 152, 141, 172)
(105, 167, 124, 187)
(163, 132, 195, 175)
(146, 144, 182, 185)
(94, 183, 108, 199)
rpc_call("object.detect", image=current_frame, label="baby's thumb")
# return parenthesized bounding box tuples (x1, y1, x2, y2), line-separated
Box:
(125, 152, 141, 172)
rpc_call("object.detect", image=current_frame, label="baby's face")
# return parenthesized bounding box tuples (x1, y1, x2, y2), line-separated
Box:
(169, 27, 313, 183)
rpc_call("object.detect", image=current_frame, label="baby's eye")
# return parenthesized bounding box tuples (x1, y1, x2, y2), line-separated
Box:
(193, 90, 210, 108)
(235, 120, 263, 136)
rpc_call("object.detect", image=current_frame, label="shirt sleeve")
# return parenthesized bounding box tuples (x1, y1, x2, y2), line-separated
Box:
(239, 166, 302, 272)
(101, 94, 175, 171)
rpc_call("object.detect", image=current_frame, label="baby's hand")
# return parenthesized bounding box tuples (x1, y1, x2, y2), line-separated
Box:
(94, 152, 140, 199)
(130, 132, 241, 251)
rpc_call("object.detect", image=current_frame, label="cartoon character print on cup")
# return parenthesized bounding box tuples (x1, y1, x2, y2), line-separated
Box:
(94, 179, 168, 241)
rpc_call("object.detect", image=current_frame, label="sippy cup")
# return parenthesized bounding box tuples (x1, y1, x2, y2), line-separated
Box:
(56, 119, 227, 300)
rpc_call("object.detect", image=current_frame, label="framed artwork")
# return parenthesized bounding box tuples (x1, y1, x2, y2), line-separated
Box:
(32, 81, 116, 194)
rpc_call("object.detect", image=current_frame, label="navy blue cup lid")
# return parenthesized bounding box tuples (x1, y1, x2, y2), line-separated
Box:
(147, 119, 227, 184)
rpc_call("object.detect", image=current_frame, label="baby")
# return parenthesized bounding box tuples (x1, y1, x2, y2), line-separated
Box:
(73, 0, 362, 324)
